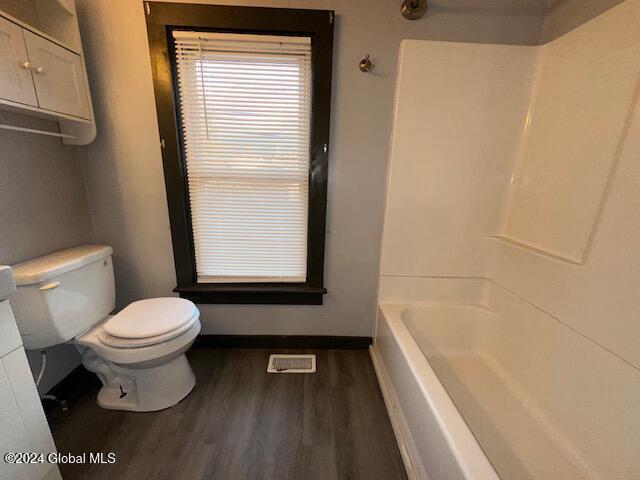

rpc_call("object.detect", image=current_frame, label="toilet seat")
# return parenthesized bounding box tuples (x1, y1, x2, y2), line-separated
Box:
(103, 297, 199, 339)
(98, 319, 196, 349)
(97, 297, 199, 349)
(73, 317, 200, 365)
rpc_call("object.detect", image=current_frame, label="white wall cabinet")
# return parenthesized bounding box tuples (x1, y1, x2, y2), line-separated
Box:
(0, 16, 38, 107)
(0, 300, 62, 480)
(23, 30, 90, 120)
(0, 0, 95, 144)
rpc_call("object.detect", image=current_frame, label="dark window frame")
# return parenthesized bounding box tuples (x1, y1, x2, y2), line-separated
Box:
(145, 2, 333, 305)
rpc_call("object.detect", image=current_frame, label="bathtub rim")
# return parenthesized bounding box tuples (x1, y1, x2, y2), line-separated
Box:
(373, 301, 499, 480)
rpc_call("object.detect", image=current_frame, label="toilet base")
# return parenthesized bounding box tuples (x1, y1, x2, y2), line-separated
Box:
(82, 350, 196, 412)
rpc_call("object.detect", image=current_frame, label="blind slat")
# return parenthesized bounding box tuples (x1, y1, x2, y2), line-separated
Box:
(174, 31, 311, 283)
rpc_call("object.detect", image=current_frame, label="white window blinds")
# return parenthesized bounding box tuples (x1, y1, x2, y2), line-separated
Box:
(173, 31, 312, 283)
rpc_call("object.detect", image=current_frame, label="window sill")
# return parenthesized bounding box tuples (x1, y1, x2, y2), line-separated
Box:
(174, 284, 327, 305)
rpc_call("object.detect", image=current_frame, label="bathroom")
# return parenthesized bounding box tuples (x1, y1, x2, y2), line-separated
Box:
(0, 0, 638, 478)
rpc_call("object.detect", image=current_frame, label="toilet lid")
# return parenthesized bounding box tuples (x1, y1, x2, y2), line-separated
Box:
(98, 321, 198, 349)
(104, 298, 199, 339)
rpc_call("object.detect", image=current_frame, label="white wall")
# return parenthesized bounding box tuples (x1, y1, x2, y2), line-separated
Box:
(491, 0, 640, 370)
(501, 2, 640, 262)
(74, 0, 546, 337)
(380, 40, 536, 278)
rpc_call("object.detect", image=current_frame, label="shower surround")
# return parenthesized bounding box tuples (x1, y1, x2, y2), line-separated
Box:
(373, 1, 640, 479)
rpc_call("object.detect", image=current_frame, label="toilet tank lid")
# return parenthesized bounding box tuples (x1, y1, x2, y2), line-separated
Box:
(12, 245, 113, 285)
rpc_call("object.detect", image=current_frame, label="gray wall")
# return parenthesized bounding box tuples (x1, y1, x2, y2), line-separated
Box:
(0, 111, 95, 393)
(74, 0, 546, 338)
(0, 112, 94, 265)
(541, 0, 626, 43)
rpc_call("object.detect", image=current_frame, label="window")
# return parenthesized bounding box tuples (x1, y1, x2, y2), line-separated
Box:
(145, 3, 334, 304)
(173, 32, 311, 283)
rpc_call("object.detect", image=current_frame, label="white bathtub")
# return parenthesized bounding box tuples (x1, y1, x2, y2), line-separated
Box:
(371, 302, 595, 480)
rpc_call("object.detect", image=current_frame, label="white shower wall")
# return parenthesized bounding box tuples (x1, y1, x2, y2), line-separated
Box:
(492, 0, 640, 372)
(380, 41, 537, 278)
(382, 0, 640, 369)
(380, 1, 640, 477)
(501, 1, 640, 262)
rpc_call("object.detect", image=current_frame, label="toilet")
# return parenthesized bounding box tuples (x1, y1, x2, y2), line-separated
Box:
(9, 245, 201, 412)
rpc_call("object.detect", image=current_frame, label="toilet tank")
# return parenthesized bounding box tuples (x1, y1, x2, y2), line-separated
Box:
(10, 245, 115, 350)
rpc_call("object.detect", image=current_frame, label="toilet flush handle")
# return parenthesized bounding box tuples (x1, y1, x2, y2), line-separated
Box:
(39, 281, 60, 291)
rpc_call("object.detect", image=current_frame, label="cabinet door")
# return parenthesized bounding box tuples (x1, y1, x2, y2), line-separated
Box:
(0, 360, 47, 480)
(0, 300, 22, 358)
(23, 30, 90, 119)
(3, 348, 58, 455)
(0, 17, 37, 106)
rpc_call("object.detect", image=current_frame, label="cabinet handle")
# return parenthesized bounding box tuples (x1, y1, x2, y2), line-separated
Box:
(20, 61, 31, 70)
(34, 66, 45, 75)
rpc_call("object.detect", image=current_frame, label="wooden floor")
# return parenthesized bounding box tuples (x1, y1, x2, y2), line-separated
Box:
(48, 348, 408, 480)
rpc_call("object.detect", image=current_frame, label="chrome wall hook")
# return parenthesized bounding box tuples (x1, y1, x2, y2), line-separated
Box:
(359, 54, 375, 73)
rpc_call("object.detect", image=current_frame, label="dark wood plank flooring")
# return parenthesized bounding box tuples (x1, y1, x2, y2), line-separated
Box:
(47, 348, 408, 480)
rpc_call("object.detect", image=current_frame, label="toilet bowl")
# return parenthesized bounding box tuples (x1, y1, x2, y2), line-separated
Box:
(75, 297, 201, 411)
(9, 245, 201, 412)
